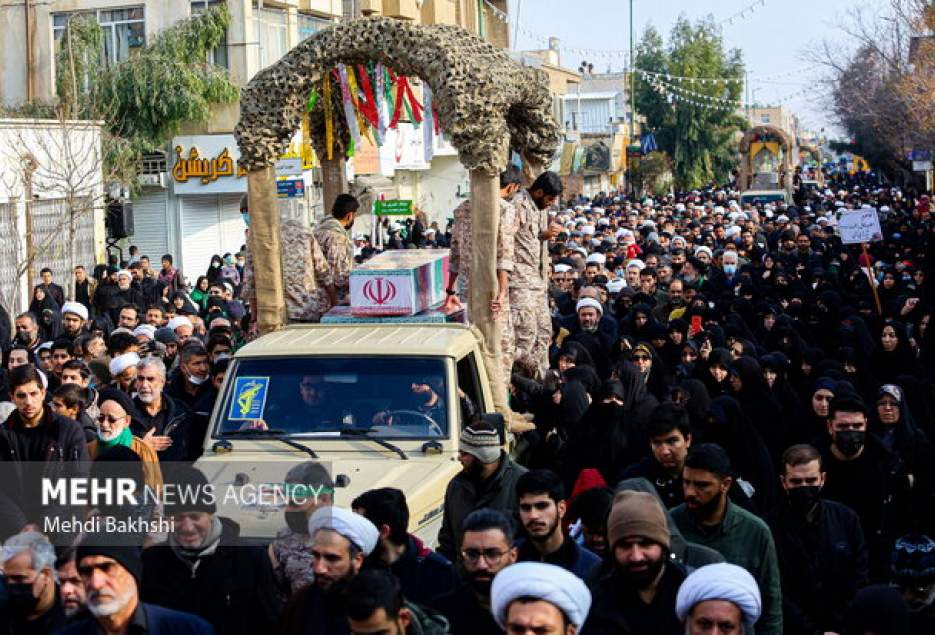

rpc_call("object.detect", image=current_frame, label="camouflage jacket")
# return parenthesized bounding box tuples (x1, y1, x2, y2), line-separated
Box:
(449, 198, 516, 299)
(314, 217, 354, 303)
(511, 189, 549, 289)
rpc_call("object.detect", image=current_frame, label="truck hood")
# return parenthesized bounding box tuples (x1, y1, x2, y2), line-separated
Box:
(194, 445, 461, 543)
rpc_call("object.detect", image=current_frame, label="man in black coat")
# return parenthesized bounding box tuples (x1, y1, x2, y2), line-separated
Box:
(141, 465, 281, 635)
(816, 396, 913, 580)
(582, 491, 686, 635)
(352, 487, 456, 606)
(766, 444, 869, 634)
(432, 509, 517, 635)
(0, 365, 88, 539)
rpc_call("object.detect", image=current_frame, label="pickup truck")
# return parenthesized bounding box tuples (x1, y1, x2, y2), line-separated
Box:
(194, 322, 498, 544)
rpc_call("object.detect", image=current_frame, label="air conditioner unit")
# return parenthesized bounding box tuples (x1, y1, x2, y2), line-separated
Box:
(138, 173, 165, 188)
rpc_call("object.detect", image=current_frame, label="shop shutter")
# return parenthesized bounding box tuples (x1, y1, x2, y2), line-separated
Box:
(129, 189, 170, 262)
(218, 194, 248, 256)
(180, 196, 222, 279)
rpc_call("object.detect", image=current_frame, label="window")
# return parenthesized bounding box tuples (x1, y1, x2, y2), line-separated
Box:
(760, 113, 771, 124)
(53, 7, 145, 67)
(215, 356, 450, 439)
(254, 5, 289, 70)
(191, 1, 229, 69)
(298, 13, 335, 41)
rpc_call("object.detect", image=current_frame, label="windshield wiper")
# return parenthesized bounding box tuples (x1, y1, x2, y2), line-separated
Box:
(220, 429, 319, 459)
(340, 428, 409, 460)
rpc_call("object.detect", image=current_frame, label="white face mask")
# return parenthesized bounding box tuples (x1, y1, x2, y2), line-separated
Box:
(187, 374, 206, 386)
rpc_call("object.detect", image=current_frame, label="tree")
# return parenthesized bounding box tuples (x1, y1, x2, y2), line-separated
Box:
(811, 0, 934, 183)
(56, 6, 238, 185)
(634, 17, 746, 190)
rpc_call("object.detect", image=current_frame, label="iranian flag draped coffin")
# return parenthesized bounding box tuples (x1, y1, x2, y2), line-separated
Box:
(350, 249, 450, 316)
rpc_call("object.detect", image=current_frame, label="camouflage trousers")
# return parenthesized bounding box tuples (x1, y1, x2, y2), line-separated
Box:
(510, 286, 551, 378)
(459, 287, 515, 386)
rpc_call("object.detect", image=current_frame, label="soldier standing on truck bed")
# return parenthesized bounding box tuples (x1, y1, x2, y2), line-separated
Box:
(510, 171, 564, 377)
(240, 197, 338, 325)
(443, 166, 522, 384)
(315, 194, 360, 305)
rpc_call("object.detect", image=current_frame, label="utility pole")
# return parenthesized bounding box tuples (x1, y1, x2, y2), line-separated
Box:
(629, 0, 635, 140)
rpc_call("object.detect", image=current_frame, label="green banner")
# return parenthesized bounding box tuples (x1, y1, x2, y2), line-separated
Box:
(374, 199, 413, 216)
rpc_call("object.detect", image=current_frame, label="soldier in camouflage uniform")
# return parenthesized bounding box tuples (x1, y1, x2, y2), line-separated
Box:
(241, 222, 336, 322)
(444, 167, 523, 382)
(510, 171, 564, 376)
(314, 193, 359, 304)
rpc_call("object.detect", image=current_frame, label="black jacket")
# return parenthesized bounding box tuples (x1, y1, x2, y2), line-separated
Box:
(0, 409, 89, 539)
(55, 602, 214, 635)
(582, 562, 688, 635)
(277, 584, 349, 635)
(131, 393, 194, 462)
(436, 452, 527, 560)
(388, 534, 457, 605)
(766, 498, 869, 634)
(516, 535, 601, 580)
(431, 584, 502, 635)
(141, 517, 281, 635)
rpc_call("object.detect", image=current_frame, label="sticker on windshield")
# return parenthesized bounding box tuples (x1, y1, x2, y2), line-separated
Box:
(229, 377, 270, 420)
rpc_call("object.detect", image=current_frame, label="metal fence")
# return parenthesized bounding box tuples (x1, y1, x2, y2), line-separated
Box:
(0, 197, 95, 316)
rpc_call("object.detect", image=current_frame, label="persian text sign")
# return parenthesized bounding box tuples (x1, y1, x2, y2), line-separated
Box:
(838, 209, 883, 244)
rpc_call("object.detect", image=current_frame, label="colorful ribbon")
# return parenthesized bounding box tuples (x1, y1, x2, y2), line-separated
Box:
(337, 64, 362, 151)
(322, 75, 334, 160)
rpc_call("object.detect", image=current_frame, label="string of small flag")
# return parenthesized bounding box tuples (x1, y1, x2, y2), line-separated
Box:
(306, 63, 440, 162)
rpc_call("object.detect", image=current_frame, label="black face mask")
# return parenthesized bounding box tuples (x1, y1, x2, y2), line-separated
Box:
(14, 331, 31, 346)
(7, 581, 39, 614)
(835, 430, 866, 457)
(786, 485, 822, 514)
(284, 510, 308, 534)
(672, 262, 684, 273)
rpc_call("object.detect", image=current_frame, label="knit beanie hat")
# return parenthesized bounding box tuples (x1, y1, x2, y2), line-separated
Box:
(459, 424, 501, 464)
(607, 490, 670, 550)
(76, 532, 143, 586)
(163, 463, 217, 514)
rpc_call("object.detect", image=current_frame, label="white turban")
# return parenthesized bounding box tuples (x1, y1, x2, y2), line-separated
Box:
(581, 225, 596, 236)
(627, 259, 646, 271)
(61, 301, 88, 321)
(606, 279, 626, 294)
(576, 298, 603, 315)
(307, 506, 379, 556)
(167, 316, 192, 332)
(109, 352, 141, 377)
(133, 324, 156, 340)
(695, 246, 713, 258)
(491, 562, 592, 631)
(553, 264, 572, 273)
(676, 563, 762, 629)
(116, 269, 132, 280)
(585, 253, 606, 265)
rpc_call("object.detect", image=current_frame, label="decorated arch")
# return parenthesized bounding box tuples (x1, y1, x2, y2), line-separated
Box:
(738, 125, 797, 195)
(234, 17, 562, 417)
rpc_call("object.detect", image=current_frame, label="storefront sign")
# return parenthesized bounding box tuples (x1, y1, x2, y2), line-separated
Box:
(275, 158, 303, 177)
(172, 135, 247, 195)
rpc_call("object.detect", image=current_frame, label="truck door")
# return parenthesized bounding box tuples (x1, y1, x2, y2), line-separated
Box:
(456, 352, 486, 424)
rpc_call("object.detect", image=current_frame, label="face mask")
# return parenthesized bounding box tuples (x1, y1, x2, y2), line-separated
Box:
(835, 430, 866, 457)
(786, 485, 821, 514)
(212, 263, 221, 268)
(582, 325, 599, 334)
(187, 374, 206, 386)
(723, 264, 737, 276)
(7, 581, 39, 614)
(14, 331, 31, 346)
(672, 262, 683, 273)
(284, 510, 309, 534)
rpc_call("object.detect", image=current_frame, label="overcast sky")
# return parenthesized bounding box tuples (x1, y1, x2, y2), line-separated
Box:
(509, 0, 884, 136)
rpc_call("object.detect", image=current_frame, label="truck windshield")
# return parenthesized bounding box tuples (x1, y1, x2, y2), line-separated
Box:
(215, 356, 449, 439)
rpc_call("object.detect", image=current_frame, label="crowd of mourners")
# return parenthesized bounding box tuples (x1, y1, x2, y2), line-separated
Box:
(0, 170, 935, 635)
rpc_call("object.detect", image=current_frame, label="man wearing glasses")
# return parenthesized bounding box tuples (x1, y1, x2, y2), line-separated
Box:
(432, 509, 517, 635)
